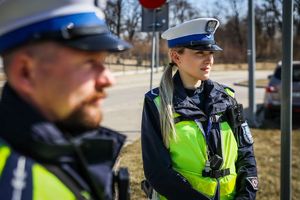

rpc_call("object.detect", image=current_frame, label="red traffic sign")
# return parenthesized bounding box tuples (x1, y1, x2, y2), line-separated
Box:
(139, 0, 166, 9)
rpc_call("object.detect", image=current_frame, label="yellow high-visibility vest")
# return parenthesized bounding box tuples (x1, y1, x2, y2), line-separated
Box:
(153, 89, 238, 200)
(0, 140, 91, 200)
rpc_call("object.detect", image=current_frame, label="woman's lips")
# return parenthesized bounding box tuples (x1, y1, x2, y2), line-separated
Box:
(200, 67, 210, 72)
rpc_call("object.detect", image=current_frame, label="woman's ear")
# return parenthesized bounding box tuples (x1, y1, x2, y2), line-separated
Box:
(169, 50, 181, 65)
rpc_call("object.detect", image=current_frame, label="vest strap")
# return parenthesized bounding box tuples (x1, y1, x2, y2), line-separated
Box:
(209, 114, 226, 123)
(202, 168, 230, 179)
(45, 165, 91, 200)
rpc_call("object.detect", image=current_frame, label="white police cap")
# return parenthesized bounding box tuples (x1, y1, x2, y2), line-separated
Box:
(162, 18, 222, 51)
(0, 0, 131, 53)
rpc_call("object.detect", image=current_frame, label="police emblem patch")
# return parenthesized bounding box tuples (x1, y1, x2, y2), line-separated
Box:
(246, 177, 259, 191)
(206, 20, 217, 33)
(241, 122, 253, 144)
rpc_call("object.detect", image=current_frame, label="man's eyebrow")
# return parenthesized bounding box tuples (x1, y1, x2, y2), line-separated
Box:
(194, 50, 213, 54)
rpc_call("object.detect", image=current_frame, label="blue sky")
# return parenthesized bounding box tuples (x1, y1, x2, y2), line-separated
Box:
(188, 0, 248, 20)
(189, 0, 214, 10)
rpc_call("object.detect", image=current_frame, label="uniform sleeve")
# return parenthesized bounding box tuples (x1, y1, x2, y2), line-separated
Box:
(141, 95, 211, 200)
(234, 122, 258, 200)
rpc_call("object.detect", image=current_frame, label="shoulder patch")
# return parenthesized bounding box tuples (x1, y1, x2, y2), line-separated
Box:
(145, 88, 159, 100)
(241, 122, 253, 144)
(246, 177, 259, 191)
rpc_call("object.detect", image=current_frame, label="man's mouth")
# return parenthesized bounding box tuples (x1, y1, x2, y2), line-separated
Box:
(83, 92, 107, 105)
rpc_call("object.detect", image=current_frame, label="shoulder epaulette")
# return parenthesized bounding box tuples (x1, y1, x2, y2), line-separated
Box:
(224, 86, 235, 98)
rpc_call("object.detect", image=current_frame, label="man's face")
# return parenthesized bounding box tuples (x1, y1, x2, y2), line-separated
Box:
(29, 42, 115, 133)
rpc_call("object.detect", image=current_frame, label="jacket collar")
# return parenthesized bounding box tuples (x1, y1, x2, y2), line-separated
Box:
(0, 83, 125, 165)
(203, 79, 232, 115)
(173, 72, 206, 119)
(172, 71, 231, 118)
(0, 83, 47, 149)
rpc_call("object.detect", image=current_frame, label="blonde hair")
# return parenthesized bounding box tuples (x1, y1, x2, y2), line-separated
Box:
(158, 47, 184, 147)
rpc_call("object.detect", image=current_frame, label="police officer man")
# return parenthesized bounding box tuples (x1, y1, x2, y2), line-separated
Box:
(0, 0, 131, 200)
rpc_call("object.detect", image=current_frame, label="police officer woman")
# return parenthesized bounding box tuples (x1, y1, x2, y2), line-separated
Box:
(141, 18, 258, 200)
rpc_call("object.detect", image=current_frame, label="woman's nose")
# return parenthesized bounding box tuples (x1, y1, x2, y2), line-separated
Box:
(204, 53, 213, 62)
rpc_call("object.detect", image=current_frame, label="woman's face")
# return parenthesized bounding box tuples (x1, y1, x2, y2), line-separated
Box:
(172, 48, 214, 83)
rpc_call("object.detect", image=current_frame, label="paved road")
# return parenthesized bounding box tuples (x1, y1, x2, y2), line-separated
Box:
(102, 69, 273, 143)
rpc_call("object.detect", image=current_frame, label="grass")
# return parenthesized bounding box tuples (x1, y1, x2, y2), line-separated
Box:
(118, 129, 300, 200)
(212, 62, 276, 71)
(118, 139, 147, 200)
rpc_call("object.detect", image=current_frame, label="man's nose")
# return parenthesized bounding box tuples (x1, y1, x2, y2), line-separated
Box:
(95, 67, 116, 90)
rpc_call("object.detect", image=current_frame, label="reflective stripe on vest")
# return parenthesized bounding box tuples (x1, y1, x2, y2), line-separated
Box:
(153, 93, 238, 200)
(0, 144, 11, 176)
(0, 142, 76, 200)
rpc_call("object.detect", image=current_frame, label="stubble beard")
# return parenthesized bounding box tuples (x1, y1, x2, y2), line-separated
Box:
(55, 105, 102, 136)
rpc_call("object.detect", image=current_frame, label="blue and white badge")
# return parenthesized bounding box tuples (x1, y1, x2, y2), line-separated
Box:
(241, 122, 253, 144)
(246, 177, 259, 191)
(206, 20, 218, 33)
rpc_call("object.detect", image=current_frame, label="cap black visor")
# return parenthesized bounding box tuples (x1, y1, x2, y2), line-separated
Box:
(61, 33, 132, 52)
(185, 44, 222, 51)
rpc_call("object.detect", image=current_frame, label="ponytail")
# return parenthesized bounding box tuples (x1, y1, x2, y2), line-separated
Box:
(159, 62, 176, 148)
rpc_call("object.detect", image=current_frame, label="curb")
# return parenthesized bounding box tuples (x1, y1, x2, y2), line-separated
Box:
(233, 82, 266, 88)
(112, 67, 164, 77)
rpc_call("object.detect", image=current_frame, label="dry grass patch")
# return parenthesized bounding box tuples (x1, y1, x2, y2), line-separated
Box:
(254, 129, 300, 200)
(119, 129, 300, 200)
(235, 78, 269, 88)
(213, 62, 276, 71)
(118, 140, 147, 200)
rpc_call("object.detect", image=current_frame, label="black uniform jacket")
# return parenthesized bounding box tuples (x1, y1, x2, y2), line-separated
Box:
(141, 72, 258, 200)
(0, 83, 126, 200)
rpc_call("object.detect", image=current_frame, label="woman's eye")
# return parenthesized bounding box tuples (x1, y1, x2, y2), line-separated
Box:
(195, 51, 213, 56)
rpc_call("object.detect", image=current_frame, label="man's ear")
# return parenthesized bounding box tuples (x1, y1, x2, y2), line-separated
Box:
(7, 51, 36, 96)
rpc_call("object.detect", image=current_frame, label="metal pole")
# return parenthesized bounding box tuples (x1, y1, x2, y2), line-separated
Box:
(281, 0, 293, 199)
(150, 9, 157, 91)
(155, 32, 160, 73)
(247, 0, 256, 127)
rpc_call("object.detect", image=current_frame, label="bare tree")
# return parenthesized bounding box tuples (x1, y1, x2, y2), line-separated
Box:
(105, 0, 124, 37)
(209, 0, 247, 63)
(229, 0, 244, 49)
(103, 0, 300, 62)
(169, 0, 199, 26)
(260, 0, 282, 38)
(122, 0, 141, 42)
(295, 0, 300, 36)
